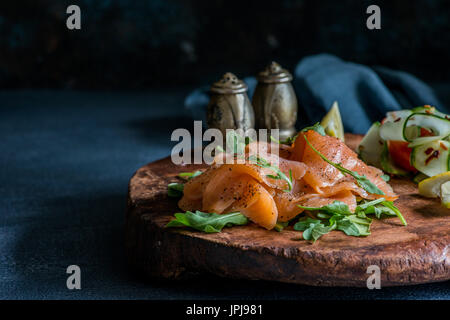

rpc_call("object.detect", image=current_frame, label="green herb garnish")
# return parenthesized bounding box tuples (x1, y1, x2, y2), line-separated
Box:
(357, 198, 406, 225)
(293, 218, 333, 241)
(355, 198, 386, 211)
(270, 136, 281, 144)
(248, 155, 293, 192)
(301, 122, 326, 136)
(167, 171, 202, 197)
(298, 201, 352, 216)
(380, 200, 407, 226)
(295, 202, 372, 241)
(179, 170, 203, 180)
(294, 199, 406, 241)
(303, 134, 385, 195)
(270, 123, 326, 146)
(269, 123, 327, 146)
(274, 221, 289, 232)
(165, 210, 248, 233)
(332, 215, 372, 236)
(270, 134, 298, 145)
(168, 182, 184, 197)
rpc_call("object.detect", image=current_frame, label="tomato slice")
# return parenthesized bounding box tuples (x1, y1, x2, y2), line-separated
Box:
(420, 127, 434, 137)
(387, 140, 417, 172)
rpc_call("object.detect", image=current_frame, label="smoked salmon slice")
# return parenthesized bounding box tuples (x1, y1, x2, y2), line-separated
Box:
(291, 130, 397, 201)
(178, 130, 398, 230)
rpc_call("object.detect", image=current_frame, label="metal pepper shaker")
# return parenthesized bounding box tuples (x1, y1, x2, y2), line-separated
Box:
(252, 62, 298, 141)
(206, 72, 255, 135)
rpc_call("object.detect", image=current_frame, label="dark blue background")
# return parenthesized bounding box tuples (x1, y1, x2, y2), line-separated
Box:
(0, 0, 450, 89)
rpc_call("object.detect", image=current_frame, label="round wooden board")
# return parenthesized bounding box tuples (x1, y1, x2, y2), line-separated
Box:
(125, 134, 450, 287)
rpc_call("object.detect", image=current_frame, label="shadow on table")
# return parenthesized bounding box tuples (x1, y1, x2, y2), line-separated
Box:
(11, 191, 146, 297)
(126, 115, 194, 144)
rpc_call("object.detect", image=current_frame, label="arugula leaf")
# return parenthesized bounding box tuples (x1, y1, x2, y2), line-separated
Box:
(167, 171, 202, 198)
(317, 212, 331, 219)
(363, 205, 396, 219)
(168, 182, 184, 197)
(333, 215, 372, 236)
(303, 134, 385, 195)
(248, 155, 293, 192)
(270, 136, 281, 144)
(381, 201, 407, 226)
(293, 217, 322, 231)
(305, 224, 331, 241)
(352, 172, 385, 195)
(331, 217, 356, 235)
(274, 221, 289, 232)
(178, 170, 203, 180)
(356, 198, 395, 219)
(297, 202, 372, 238)
(293, 217, 332, 241)
(356, 198, 386, 211)
(270, 123, 323, 146)
(294, 197, 407, 240)
(301, 122, 326, 136)
(298, 200, 352, 215)
(356, 198, 405, 225)
(165, 210, 248, 233)
(270, 134, 298, 145)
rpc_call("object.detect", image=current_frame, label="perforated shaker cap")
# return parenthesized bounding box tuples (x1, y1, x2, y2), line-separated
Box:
(257, 61, 292, 84)
(210, 72, 248, 94)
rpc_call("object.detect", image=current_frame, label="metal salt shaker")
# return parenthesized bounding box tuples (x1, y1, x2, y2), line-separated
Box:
(252, 62, 298, 141)
(206, 72, 255, 135)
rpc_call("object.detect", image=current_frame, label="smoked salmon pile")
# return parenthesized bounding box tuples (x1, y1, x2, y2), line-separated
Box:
(178, 130, 398, 230)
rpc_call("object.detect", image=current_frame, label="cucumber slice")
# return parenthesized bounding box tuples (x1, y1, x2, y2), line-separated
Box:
(411, 105, 448, 119)
(403, 113, 450, 142)
(411, 140, 450, 177)
(357, 122, 384, 168)
(404, 125, 421, 141)
(408, 134, 450, 148)
(379, 110, 412, 142)
(384, 110, 413, 122)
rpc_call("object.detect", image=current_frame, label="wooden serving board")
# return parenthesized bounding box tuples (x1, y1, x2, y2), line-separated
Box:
(125, 134, 450, 287)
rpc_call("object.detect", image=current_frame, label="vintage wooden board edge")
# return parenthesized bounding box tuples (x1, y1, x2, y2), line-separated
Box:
(125, 134, 450, 287)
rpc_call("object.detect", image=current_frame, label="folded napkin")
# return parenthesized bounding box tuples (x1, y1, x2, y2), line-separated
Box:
(185, 53, 446, 134)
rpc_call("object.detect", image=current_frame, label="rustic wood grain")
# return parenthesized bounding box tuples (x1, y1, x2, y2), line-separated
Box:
(125, 134, 450, 287)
